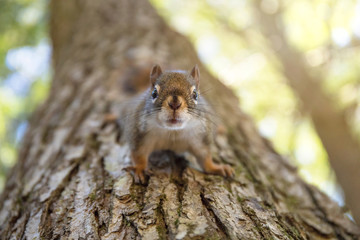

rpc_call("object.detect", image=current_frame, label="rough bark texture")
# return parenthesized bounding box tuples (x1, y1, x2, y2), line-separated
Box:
(0, 0, 359, 239)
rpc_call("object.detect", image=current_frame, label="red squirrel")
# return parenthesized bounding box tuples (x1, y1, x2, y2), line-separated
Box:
(121, 64, 234, 183)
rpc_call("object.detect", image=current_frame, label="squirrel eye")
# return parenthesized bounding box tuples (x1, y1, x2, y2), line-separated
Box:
(192, 90, 198, 100)
(151, 89, 158, 99)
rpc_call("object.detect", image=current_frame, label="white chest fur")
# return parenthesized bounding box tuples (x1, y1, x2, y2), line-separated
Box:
(139, 119, 205, 156)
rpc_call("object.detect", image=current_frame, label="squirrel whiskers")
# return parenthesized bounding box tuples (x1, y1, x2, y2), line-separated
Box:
(121, 64, 234, 183)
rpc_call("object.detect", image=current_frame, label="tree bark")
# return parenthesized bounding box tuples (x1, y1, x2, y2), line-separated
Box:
(0, 0, 359, 239)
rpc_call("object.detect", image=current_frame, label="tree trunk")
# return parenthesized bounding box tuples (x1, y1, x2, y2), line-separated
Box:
(0, 0, 359, 239)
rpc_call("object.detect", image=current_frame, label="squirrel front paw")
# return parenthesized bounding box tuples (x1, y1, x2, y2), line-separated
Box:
(204, 163, 235, 178)
(125, 166, 148, 184)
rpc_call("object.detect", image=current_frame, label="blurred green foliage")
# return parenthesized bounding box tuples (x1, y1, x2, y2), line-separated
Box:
(0, 0, 49, 191)
(1, 0, 360, 207)
(0, 0, 47, 76)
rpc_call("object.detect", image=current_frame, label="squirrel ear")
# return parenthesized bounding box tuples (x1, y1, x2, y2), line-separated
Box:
(190, 64, 200, 88)
(150, 64, 163, 87)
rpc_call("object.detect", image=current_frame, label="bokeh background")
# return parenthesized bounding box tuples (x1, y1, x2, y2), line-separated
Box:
(1, 0, 360, 209)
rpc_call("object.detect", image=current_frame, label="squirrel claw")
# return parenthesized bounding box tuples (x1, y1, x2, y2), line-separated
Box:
(124, 166, 148, 184)
(134, 171, 147, 184)
(205, 163, 234, 178)
(223, 164, 235, 178)
(217, 164, 234, 178)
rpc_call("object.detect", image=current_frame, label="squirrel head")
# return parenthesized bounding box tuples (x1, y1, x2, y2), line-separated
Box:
(147, 64, 201, 130)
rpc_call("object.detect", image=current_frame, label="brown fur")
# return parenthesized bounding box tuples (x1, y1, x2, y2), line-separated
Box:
(121, 65, 234, 183)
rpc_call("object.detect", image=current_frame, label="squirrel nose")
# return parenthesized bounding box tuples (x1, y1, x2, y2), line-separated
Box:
(168, 98, 182, 110)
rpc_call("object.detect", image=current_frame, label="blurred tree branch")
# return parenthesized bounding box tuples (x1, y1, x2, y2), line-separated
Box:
(213, 1, 360, 136)
(249, 0, 360, 224)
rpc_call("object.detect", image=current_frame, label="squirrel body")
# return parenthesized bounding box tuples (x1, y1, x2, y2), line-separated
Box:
(121, 65, 234, 183)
